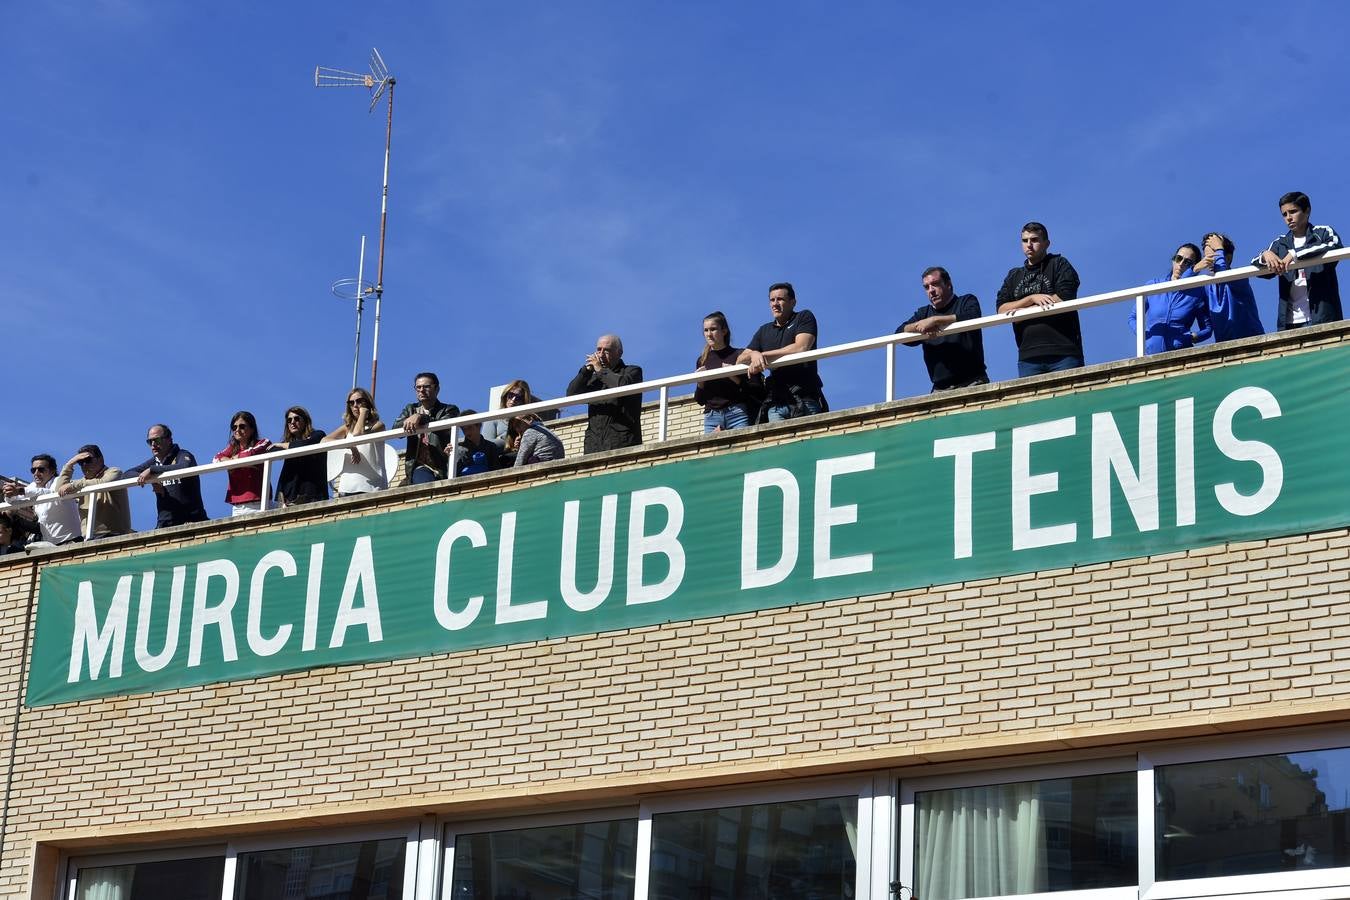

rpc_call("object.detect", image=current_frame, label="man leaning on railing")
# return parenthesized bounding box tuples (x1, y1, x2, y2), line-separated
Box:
(997, 221, 1084, 376)
(53, 444, 132, 538)
(124, 423, 209, 528)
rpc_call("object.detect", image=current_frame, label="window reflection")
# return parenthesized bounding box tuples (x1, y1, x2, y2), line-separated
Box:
(450, 818, 637, 899)
(914, 773, 1136, 900)
(649, 796, 857, 900)
(234, 838, 405, 900)
(1157, 746, 1350, 879)
(74, 856, 224, 900)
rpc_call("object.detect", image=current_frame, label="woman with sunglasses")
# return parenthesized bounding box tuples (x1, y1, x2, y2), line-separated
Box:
(213, 411, 273, 516)
(1127, 243, 1213, 355)
(272, 407, 329, 506)
(322, 388, 389, 496)
(483, 380, 532, 453)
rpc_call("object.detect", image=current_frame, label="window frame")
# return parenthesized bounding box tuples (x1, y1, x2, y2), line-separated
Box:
(896, 756, 1139, 900)
(1140, 727, 1350, 900)
(439, 804, 640, 900)
(635, 773, 877, 900)
(61, 843, 228, 900)
(221, 820, 422, 900)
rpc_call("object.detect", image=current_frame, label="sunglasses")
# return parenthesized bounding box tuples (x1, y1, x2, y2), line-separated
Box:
(232, 423, 251, 431)
(1172, 254, 1196, 265)
(146, 436, 169, 445)
(31, 465, 50, 473)
(286, 415, 304, 423)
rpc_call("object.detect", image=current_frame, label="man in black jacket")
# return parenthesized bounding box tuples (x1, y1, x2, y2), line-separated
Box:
(996, 221, 1084, 377)
(1253, 190, 1342, 330)
(397, 371, 460, 483)
(898, 266, 989, 391)
(566, 334, 643, 453)
(126, 424, 210, 528)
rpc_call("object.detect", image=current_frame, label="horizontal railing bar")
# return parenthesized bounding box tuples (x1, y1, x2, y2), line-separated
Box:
(4, 248, 1344, 516)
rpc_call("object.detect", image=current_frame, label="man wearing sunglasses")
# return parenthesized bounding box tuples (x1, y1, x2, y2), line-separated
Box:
(123, 423, 209, 528)
(1, 454, 82, 546)
(53, 444, 133, 538)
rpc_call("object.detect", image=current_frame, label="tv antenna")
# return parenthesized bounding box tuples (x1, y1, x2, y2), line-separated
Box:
(315, 47, 396, 402)
(331, 235, 377, 392)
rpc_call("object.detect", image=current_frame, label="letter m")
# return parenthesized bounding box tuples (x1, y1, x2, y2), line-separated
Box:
(68, 576, 133, 683)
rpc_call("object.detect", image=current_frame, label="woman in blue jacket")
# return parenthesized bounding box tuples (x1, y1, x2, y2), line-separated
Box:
(1128, 243, 1212, 354)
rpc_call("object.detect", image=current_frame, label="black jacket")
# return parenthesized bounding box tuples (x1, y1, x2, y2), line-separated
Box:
(566, 361, 644, 453)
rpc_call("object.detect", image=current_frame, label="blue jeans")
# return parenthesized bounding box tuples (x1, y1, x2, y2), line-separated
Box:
(766, 396, 822, 423)
(704, 404, 752, 433)
(1018, 355, 1084, 378)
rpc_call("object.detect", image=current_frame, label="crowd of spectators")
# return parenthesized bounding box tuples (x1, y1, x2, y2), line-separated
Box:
(0, 191, 1341, 549)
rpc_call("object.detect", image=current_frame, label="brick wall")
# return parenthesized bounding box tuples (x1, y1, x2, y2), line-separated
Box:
(2, 325, 1347, 894)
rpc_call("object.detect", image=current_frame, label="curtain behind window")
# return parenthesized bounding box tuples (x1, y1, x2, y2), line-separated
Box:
(917, 782, 1045, 900)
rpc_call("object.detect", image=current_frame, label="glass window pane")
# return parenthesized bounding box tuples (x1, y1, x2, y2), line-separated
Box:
(73, 856, 224, 900)
(649, 795, 857, 900)
(450, 818, 637, 899)
(915, 772, 1136, 900)
(235, 838, 405, 900)
(1157, 745, 1350, 880)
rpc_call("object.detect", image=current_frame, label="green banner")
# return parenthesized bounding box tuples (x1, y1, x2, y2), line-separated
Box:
(27, 346, 1350, 706)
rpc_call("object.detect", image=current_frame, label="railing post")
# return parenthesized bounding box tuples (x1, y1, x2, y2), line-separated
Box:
(446, 426, 459, 480)
(658, 386, 669, 442)
(885, 344, 896, 402)
(260, 458, 272, 510)
(1135, 295, 1146, 358)
(83, 492, 98, 541)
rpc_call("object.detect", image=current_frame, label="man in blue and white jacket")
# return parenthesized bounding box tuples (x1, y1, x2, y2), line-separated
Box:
(1253, 191, 1342, 330)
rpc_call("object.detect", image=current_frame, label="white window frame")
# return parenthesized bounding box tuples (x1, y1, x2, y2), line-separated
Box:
(1140, 726, 1350, 900)
(439, 804, 640, 900)
(61, 843, 228, 900)
(897, 756, 1138, 900)
(635, 774, 877, 900)
(222, 820, 422, 900)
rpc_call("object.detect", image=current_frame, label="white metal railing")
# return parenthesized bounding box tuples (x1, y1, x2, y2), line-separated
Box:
(4, 248, 1346, 542)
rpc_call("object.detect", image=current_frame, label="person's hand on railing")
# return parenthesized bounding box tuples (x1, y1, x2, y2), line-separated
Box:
(1001, 293, 1060, 315)
(742, 349, 769, 376)
(1259, 248, 1296, 274)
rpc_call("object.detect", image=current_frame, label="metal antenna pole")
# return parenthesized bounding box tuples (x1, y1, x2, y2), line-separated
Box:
(353, 235, 368, 390)
(370, 78, 394, 402)
(315, 47, 396, 404)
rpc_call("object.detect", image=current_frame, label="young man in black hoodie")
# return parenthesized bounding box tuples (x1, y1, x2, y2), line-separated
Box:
(996, 221, 1084, 377)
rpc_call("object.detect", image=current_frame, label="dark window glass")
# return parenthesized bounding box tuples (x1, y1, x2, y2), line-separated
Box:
(234, 838, 405, 900)
(1157, 745, 1350, 880)
(914, 773, 1136, 900)
(74, 856, 224, 900)
(450, 818, 637, 899)
(649, 796, 856, 900)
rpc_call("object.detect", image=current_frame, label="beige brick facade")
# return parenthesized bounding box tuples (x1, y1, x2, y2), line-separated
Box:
(4, 324, 1349, 897)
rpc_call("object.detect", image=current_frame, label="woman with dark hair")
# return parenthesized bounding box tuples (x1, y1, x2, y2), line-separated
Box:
(322, 387, 389, 496)
(694, 311, 752, 432)
(1127, 243, 1213, 354)
(273, 406, 329, 506)
(214, 410, 273, 515)
(0, 512, 30, 554)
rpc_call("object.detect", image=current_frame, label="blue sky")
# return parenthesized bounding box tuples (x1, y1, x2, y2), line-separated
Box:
(6, 1, 1348, 526)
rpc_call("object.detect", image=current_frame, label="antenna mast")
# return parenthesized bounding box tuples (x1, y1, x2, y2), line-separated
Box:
(315, 48, 396, 403)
